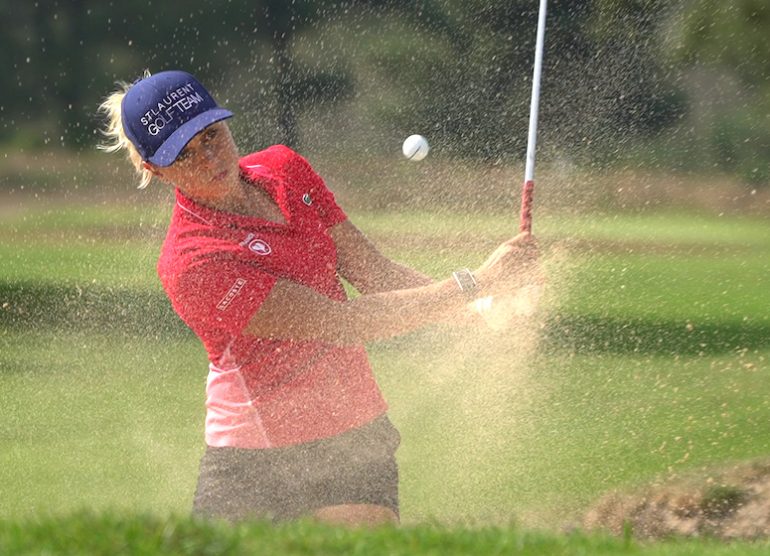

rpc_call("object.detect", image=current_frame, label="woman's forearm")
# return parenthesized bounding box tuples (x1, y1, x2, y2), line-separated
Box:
(246, 231, 538, 345)
(245, 275, 469, 346)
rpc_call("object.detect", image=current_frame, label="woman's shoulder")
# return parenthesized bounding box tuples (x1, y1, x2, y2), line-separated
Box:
(240, 144, 303, 172)
(240, 146, 325, 196)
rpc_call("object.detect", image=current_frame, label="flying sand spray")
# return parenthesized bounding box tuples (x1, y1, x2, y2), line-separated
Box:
(473, 0, 548, 330)
(393, 2, 551, 523)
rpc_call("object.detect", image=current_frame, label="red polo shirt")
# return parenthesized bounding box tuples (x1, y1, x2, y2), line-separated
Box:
(157, 145, 387, 448)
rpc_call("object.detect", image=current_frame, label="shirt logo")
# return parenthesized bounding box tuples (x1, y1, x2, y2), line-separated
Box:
(239, 233, 273, 256)
(248, 239, 272, 256)
(302, 193, 313, 206)
(217, 278, 247, 311)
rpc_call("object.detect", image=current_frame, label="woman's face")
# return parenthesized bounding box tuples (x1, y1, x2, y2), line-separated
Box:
(149, 121, 240, 193)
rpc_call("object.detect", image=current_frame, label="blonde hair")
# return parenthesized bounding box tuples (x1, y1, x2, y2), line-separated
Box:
(97, 69, 153, 189)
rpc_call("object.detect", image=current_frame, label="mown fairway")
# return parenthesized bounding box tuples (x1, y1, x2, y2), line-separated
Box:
(1, 198, 769, 553)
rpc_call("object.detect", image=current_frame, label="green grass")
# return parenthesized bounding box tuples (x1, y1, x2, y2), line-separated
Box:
(2, 203, 770, 552)
(561, 252, 770, 322)
(0, 240, 161, 287)
(353, 209, 770, 249)
(0, 203, 169, 287)
(2, 513, 770, 556)
(371, 339, 770, 526)
(3, 327, 767, 526)
(0, 331, 205, 516)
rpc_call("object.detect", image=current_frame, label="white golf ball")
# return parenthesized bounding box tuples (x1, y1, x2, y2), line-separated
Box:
(402, 134, 430, 161)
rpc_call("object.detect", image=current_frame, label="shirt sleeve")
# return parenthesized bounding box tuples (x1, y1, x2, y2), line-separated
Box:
(283, 149, 348, 228)
(173, 257, 279, 338)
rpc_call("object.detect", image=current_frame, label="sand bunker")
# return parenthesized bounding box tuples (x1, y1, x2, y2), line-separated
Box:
(583, 458, 770, 540)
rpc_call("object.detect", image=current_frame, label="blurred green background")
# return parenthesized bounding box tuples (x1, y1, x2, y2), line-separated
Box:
(1, 0, 769, 182)
(1, 0, 769, 533)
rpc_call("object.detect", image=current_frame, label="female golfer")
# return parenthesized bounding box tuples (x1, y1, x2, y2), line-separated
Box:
(99, 70, 538, 526)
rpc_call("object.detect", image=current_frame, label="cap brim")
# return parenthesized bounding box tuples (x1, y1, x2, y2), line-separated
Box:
(148, 108, 234, 167)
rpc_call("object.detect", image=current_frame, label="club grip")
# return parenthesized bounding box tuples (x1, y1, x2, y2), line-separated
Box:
(519, 180, 534, 233)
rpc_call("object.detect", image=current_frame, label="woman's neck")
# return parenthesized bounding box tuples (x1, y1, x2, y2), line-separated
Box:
(180, 172, 246, 212)
(180, 174, 285, 223)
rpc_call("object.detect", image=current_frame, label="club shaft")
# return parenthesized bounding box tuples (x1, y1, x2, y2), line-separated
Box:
(520, 0, 548, 232)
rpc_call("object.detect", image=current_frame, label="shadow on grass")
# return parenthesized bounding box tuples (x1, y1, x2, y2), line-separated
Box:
(541, 314, 770, 355)
(0, 282, 191, 339)
(2, 282, 770, 356)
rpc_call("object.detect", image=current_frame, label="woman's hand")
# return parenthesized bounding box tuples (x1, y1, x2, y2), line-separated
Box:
(473, 232, 541, 296)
